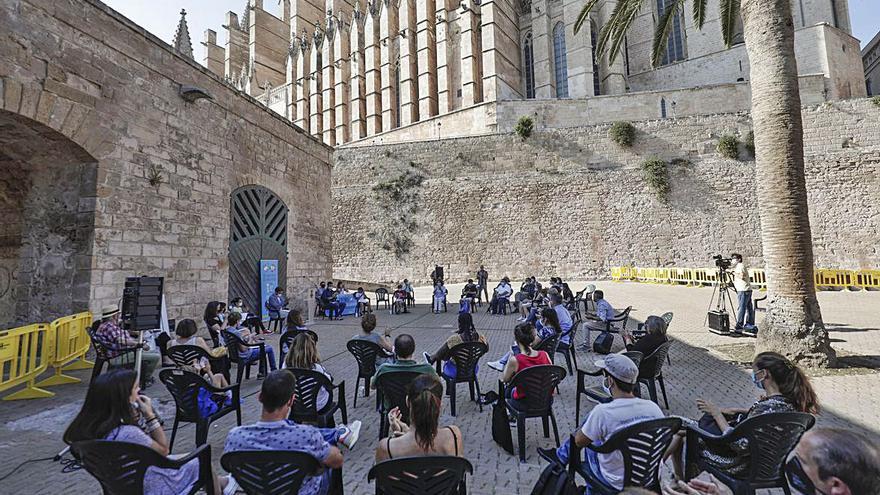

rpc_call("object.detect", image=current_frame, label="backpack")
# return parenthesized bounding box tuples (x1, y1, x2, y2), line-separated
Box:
(593, 332, 614, 354)
(531, 461, 582, 495)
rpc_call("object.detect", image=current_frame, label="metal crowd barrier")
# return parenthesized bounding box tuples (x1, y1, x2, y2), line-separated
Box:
(611, 266, 877, 291)
(0, 311, 94, 401)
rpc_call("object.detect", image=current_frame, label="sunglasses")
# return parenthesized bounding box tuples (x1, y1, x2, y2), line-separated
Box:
(786, 455, 825, 495)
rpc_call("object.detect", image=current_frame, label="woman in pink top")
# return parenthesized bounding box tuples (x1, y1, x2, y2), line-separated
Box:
(501, 322, 551, 404)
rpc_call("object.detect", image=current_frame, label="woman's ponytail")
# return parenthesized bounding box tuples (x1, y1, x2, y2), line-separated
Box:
(406, 374, 444, 450)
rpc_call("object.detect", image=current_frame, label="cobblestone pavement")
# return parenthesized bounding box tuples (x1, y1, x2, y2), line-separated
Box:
(0, 282, 877, 494)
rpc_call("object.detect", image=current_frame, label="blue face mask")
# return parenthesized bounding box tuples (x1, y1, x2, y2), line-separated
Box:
(752, 370, 765, 390)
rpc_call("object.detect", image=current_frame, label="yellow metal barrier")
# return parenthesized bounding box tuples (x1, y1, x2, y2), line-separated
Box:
(36, 312, 94, 388)
(750, 269, 767, 290)
(620, 266, 634, 280)
(814, 269, 854, 290)
(610, 266, 879, 292)
(0, 324, 54, 400)
(856, 270, 880, 290)
(610, 267, 623, 281)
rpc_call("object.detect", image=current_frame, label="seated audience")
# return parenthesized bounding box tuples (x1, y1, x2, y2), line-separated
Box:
(229, 297, 267, 333)
(582, 289, 616, 348)
(224, 370, 361, 495)
(169, 318, 230, 388)
(94, 304, 160, 387)
(488, 307, 560, 371)
(375, 374, 464, 462)
(625, 315, 668, 357)
(433, 280, 448, 314)
(402, 279, 415, 307)
(424, 312, 488, 379)
(336, 281, 348, 294)
(500, 323, 552, 408)
(462, 279, 479, 302)
(226, 312, 277, 375)
(351, 314, 394, 366)
(538, 354, 663, 492)
(353, 287, 371, 315)
(320, 283, 345, 320)
(63, 369, 228, 495)
(491, 277, 513, 315)
(284, 333, 333, 411)
(666, 352, 820, 480)
(518, 287, 549, 319)
(393, 284, 409, 314)
(371, 334, 438, 407)
(204, 301, 227, 348)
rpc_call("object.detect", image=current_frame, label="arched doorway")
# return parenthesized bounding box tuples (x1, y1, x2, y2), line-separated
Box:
(228, 185, 289, 314)
(0, 110, 97, 328)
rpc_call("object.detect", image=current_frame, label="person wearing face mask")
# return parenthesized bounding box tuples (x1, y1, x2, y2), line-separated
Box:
(665, 351, 820, 480)
(537, 354, 663, 491)
(785, 427, 880, 495)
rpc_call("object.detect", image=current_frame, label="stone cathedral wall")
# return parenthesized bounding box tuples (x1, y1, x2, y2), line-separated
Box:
(331, 98, 880, 284)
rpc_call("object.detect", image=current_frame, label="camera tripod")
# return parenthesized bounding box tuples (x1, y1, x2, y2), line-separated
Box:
(705, 267, 737, 334)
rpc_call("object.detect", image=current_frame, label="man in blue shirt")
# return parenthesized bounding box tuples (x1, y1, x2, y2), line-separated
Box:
(543, 293, 573, 345)
(266, 287, 287, 320)
(582, 289, 616, 349)
(225, 370, 361, 495)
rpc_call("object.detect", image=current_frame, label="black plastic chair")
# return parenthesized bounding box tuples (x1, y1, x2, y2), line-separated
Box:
(159, 368, 241, 452)
(569, 417, 682, 494)
(375, 288, 391, 309)
(72, 440, 214, 495)
(431, 293, 449, 312)
(279, 328, 320, 364)
(533, 333, 561, 364)
(502, 364, 567, 462)
(554, 321, 581, 374)
(585, 306, 632, 347)
(435, 341, 488, 417)
(575, 351, 643, 424)
(685, 412, 816, 495)
(347, 339, 391, 408)
(375, 371, 425, 439)
(166, 344, 231, 384)
(222, 329, 266, 383)
(221, 450, 320, 495)
(286, 367, 348, 427)
(637, 341, 673, 409)
(87, 324, 139, 381)
(369, 456, 474, 495)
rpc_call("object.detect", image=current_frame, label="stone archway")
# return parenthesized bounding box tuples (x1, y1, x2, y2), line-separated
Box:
(0, 109, 97, 328)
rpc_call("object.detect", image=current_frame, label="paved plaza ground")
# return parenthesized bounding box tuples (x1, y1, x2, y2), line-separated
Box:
(0, 281, 878, 494)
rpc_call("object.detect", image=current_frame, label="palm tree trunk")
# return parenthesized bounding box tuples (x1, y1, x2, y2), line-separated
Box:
(740, 0, 835, 367)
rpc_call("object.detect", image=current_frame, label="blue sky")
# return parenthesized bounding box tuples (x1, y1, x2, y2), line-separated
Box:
(105, 0, 879, 65)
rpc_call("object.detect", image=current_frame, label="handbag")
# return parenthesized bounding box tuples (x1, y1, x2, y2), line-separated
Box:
(490, 390, 514, 454)
(593, 331, 614, 354)
(209, 346, 228, 358)
(697, 411, 747, 436)
(531, 461, 581, 495)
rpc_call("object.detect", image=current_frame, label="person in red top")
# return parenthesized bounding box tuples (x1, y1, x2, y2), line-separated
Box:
(501, 322, 552, 404)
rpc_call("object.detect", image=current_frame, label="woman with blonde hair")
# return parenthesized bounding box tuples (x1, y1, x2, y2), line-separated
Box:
(283, 333, 332, 411)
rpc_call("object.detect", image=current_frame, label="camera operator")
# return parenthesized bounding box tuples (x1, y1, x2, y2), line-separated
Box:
(730, 253, 756, 333)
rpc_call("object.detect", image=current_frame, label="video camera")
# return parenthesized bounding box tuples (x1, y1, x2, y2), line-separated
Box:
(712, 254, 732, 270)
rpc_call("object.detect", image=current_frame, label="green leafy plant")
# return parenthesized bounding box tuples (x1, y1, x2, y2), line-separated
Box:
(147, 165, 164, 187)
(641, 157, 670, 201)
(872, 96, 880, 107)
(370, 170, 425, 258)
(609, 121, 636, 147)
(744, 130, 755, 156)
(717, 134, 739, 160)
(514, 116, 534, 140)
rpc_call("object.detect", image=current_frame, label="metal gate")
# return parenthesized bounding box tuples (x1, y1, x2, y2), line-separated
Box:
(228, 185, 289, 314)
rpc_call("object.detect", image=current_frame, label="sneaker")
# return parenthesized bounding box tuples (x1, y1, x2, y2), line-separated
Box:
(423, 351, 433, 365)
(487, 360, 504, 372)
(338, 420, 362, 450)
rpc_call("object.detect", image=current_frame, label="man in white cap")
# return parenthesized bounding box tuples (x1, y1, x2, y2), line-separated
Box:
(94, 304, 161, 387)
(538, 353, 663, 491)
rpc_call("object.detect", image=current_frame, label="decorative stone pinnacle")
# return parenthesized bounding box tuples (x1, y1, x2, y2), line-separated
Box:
(172, 9, 194, 59)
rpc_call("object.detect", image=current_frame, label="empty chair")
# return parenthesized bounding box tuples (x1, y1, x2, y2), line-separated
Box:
(637, 341, 673, 409)
(221, 450, 323, 495)
(375, 288, 391, 309)
(436, 341, 488, 417)
(369, 456, 474, 495)
(159, 368, 241, 452)
(346, 339, 390, 407)
(574, 351, 644, 425)
(221, 329, 266, 383)
(554, 321, 581, 374)
(286, 367, 348, 427)
(71, 440, 214, 495)
(374, 371, 424, 439)
(569, 417, 682, 494)
(502, 364, 567, 462)
(685, 412, 816, 495)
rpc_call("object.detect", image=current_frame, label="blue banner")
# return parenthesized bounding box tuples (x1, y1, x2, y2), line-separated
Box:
(260, 259, 279, 321)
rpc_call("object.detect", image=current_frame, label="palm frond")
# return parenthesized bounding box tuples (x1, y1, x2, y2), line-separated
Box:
(651, 0, 684, 68)
(574, 0, 602, 35)
(596, 0, 644, 66)
(719, 0, 741, 48)
(692, 0, 708, 29)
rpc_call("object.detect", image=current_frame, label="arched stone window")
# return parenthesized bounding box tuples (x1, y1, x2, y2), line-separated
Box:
(655, 0, 686, 65)
(553, 23, 569, 98)
(590, 20, 601, 96)
(660, 97, 667, 118)
(523, 32, 535, 98)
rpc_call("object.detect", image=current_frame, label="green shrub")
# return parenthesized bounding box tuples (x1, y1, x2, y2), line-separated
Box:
(717, 134, 739, 160)
(609, 121, 636, 147)
(641, 157, 670, 201)
(744, 130, 755, 156)
(515, 116, 534, 140)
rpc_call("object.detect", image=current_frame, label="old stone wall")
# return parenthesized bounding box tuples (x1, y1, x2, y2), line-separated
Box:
(1, 0, 332, 325)
(332, 98, 880, 285)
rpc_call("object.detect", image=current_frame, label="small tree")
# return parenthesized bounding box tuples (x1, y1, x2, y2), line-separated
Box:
(641, 157, 670, 201)
(717, 135, 740, 160)
(744, 130, 755, 156)
(609, 121, 636, 147)
(515, 116, 534, 140)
